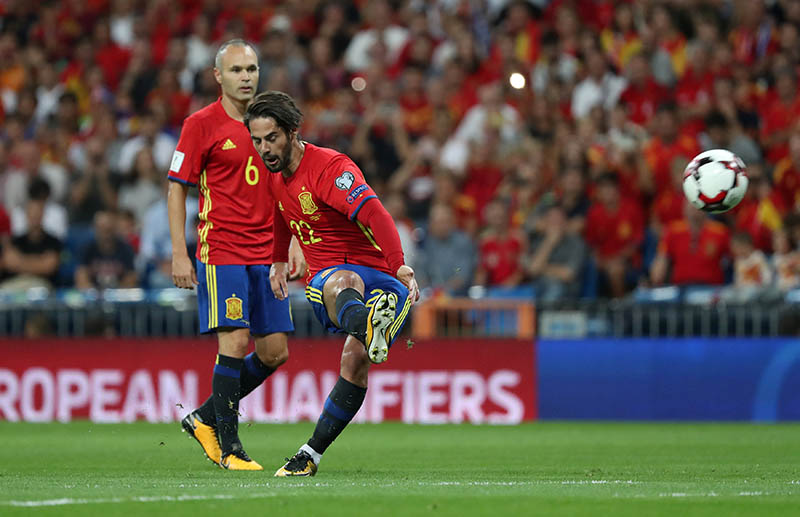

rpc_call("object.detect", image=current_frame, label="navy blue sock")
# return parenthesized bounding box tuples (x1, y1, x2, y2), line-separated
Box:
(335, 288, 369, 343)
(240, 351, 276, 396)
(308, 376, 367, 454)
(195, 352, 275, 423)
(212, 354, 243, 454)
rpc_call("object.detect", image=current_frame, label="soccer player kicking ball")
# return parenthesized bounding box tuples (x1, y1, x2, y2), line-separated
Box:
(168, 41, 304, 470)
(244, 91, 420, 476)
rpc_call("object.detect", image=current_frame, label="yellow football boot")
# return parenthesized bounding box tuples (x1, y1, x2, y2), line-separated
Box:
(364, 292, 397, 364)
(220, 449, 263, 471)
(181, 411, 222, 466)
(274, 451, 318, 477)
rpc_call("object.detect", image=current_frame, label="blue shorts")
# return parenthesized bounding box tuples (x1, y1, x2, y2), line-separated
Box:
(196, 261, 294, 335)
(305, 264, 412, 347)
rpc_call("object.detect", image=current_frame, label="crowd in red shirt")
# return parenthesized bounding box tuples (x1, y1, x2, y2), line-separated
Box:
(3, 0, 800, 298)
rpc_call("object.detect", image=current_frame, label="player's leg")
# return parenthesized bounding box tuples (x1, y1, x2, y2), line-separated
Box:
(321, 269, 397, 363)
(275, 267, 400, 476)
(275, 334, 369, 477)
(238, 264, 293, 399)
(181, 263, 260, 470)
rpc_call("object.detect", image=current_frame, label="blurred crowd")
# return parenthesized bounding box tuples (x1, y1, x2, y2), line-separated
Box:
(2, 0, 800, 300)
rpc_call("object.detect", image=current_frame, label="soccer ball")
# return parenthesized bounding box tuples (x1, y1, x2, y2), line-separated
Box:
(682, 149, 748, 213)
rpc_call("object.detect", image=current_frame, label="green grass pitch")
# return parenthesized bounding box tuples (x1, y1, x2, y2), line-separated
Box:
(2, 422, 799, 516)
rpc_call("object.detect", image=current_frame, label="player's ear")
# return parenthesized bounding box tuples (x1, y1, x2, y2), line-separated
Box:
(213, 68, 222, 85)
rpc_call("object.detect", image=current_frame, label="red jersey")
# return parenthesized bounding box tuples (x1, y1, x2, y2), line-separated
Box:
(478, 233, 524, 286)
(619, 79, 668, 126)
(773, 157, 800, 210)
(643, 134, 699, 192)
(168, 98, 273, 265)
(585, 199, 644, 261)
(659, 220, 730, 285)
(269, 143, 394, 280)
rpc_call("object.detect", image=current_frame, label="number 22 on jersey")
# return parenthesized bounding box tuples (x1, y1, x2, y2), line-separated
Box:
(290, 219, 322, 245)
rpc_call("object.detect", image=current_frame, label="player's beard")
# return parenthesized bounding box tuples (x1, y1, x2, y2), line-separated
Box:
(262, 145, 292, 173)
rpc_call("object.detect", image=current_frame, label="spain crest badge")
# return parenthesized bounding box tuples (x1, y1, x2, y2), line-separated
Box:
(225, 294, 243, 320)
(298, 191, 318, 215)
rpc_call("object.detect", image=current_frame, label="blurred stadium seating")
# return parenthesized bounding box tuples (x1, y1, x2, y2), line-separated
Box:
(2, 1, 800, 337)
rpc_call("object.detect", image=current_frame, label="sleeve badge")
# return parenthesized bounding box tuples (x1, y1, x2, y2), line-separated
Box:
(335, 171, 355, 191)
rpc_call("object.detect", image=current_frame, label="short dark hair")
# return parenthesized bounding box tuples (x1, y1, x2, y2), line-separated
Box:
(244, 91, 303, 135)
(705, 110, 728, 130)
(28, 177, 51, 201)
(596, 171, 619, 186)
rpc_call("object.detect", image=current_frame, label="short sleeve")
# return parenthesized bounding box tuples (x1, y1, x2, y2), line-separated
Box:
(167, 116, 207, 186)
(315, 156, 377, 220)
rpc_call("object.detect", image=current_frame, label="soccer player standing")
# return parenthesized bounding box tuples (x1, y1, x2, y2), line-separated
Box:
(168, 41, 304, 470)
(244, 91, 420, 476)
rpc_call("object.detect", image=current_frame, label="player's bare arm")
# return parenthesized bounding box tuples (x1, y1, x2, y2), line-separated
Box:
(270, 262, 290, 301)
(167, 180, 198, 289)
(288, 236, 307, 280)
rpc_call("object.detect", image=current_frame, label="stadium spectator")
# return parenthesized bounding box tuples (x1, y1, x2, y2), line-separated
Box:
(384, 192, 418, 271)
(138, 181, 197, 288)
(700, 110, 763, 169)
(641, 101, 700, 195)
(416, 203, 476, 296)
(68, 135, 117, 226)
(117, 109, 177, 175)
(651, 157, 689, 235)
(343, 0, 408, 73)
(440, 82, 521, 174)
(118, 147, 162, 225)
(618, 52, 668, 127)
(526, 202, 587, 301)
(759, 67, 800, 165)
(0, 181, 62, 290)
(74, 210, 138, 290)
(733, 163, 785, 253)
(10, 176, 67, 243)
(650, 203, 730, 286)
(771, 130, 800, 212)
(731, 231, 772, 289)
(585, 172, 644, 297)
(3, 140, 68, 217)
(570, 47, 626, 120)
(474, 199, 526, 288)
(771, 228, 800, 292)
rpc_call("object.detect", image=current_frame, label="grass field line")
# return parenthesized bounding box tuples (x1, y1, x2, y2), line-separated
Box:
(5, 481, 790, 508)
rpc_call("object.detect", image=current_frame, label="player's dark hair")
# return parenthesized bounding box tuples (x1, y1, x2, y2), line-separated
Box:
(244, 91, 304, 135)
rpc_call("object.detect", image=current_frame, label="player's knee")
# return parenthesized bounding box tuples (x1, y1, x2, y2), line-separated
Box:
(262, 347, 289, 368)
(327, 270, 365, 294)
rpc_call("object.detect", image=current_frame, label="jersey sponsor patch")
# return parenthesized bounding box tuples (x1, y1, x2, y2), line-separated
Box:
(335, 171, 355, 191)
(169, 150, 185, 172)
(346, 184, 369, 204)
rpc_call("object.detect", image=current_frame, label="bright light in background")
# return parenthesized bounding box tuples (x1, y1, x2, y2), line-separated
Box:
(351, 77, 367, 92)
(509, 72, 526, 90)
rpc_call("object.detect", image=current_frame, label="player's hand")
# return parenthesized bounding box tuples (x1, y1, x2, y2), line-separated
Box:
(270, 262, 290, 300)
(288, 236, 307, 281)
(171, 254, 198, 289)
(396, 265, 420, 305)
